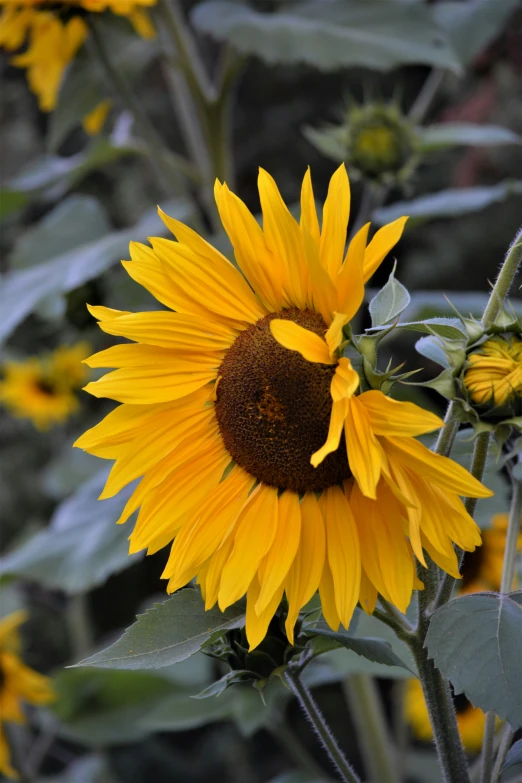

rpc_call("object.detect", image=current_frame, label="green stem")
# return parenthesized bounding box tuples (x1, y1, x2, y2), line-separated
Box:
(480, 713, 496, 783)
(408, 68, 445, 122)
(284, 666, 361, 783)
(482, 229, 522, 328)
(87, 17, 192, 196)
(434, 402, 461, 457)
(434, 431, 491, 609)
(66, 594, 94, 661)
(491, 724, 514, 783)
(344, 674, 400, 783)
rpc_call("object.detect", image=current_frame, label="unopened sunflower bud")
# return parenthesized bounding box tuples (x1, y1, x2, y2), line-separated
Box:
(463, 335, 522, 419)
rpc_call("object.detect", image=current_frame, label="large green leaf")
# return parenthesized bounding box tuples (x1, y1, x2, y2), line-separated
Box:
(369, 266, 410, 327)
(418, 123, 521, 152)
(0, 469, 141, 594)
(191, 0, 461, 72)
(425, 591, 522, 728)
(368, 316, 467, 340)
(9, 196, 110, 270)
(76, 589, 246, 669)
(0, 198, 191, 344)
(304, 629, 415, 675)
(434, 0, 520, 66)
(373, 181, 522, 224)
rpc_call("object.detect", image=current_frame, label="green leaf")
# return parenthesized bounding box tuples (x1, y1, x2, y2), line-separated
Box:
(191, 0, 461, 73)
(305, 628, 415, 675)
(0, 189, 29, 220)
(0, 469, 141, 594)
(368, 317, 467, 340)
(76, 589, 246, 670)
(0, 198, 191, 344)
(302, 125, 346, 162)
(503, 739, 522, 771)
(369, 265, 410, 327)
(418, 122, 521, 152)
(8, 196, 110, 270)
(415, 335, 451, 369)
(434, 0, 520, 66)
(425, 591, 522, 728)
(373, 181, 522, 224)
(193, 670, 255, 698)
(49, 21, 157, 150)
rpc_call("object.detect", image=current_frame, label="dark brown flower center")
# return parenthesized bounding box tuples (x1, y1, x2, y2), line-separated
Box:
(214, 309, 352, 493)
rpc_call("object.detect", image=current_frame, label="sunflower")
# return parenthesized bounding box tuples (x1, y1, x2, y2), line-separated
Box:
(464, 335, 522, 410)
(406, 511, 520, 751)
(0, 0, 155, 112)
(0, 343, 90, 430)
(0, 611, 55, 779)
(75, 164, 492, 649)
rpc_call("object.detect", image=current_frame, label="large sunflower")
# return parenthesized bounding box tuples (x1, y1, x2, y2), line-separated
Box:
(76, 165, 492, 649)
(0, 611, 55, 779)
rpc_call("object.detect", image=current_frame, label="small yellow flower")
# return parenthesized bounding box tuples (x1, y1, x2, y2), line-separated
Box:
(0, 611, 55, 779)
(0, 343, 90, 430)
(464, 336, 522, 409)
(82, 99, 112, 136)
(76, 164, 492, 650)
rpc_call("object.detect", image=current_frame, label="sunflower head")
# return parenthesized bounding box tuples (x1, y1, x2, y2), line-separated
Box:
(463, 335, 522, 421)
(346, 102, 418, 184)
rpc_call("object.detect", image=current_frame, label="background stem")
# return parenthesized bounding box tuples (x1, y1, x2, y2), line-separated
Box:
(284, 667, 361, 783)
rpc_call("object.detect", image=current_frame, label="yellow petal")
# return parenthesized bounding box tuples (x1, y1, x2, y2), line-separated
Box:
(359, 391, 443, 436)
(363, 216, 408, 283)
(319, 557, 341, 631)
(218, 484, 279, 610)
(258, 168, 308, 307)
(84, 365, 215, 404)
(163, 465, 254, 591)
(359, 568, 378, 615)
(325, 312, 350, 356)
(285, 492, 326, 644)
(214, 180, 283, 311)
(311, 398, 348, 467)
(301, 224, 338, 324)
(321, 485, 361, 628)
(256, 491, 301, 614)
(320, 164, 350, 278)
(383, 436, 494, 499)
(344, 396, 383, 499)
(97, 311, 236, 352)
(270, 320, 333, 364)
(87, 304, 131, 321)
(300, 167, 321, 248)
(246, 576, 284, 651)
(204, 533, 236, 610)
(336, 222, 368, 319)
(386, 460, 426, 568)
(331, 357, 360, 402)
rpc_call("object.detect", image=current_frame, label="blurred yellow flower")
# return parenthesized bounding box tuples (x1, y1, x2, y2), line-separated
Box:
(82, 98, 112, 135)
(465, 336, 522, 407)
(0, 611, 55, 780)
(0, 343, 90, 430)
(0, 0, 156, 111)
(406, 512, 521, 751)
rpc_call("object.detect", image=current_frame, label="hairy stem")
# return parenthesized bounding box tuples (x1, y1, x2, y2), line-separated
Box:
(491, 724, 515, 782)
(344, 674, 400, 783)
(284, 667, 361, 783)
(482, 228, 522, 327)
(480, 712, 496, 783)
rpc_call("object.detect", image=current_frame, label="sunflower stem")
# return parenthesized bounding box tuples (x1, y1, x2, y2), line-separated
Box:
(433, 402, 461, 457)
(479, 478, 522, 783)
(284, 666, 361, 783)
(482, 228, 522, 328)
(86, 17, 191, 197)
(434, 431, 491, 609)
(344, 673, 400, 783)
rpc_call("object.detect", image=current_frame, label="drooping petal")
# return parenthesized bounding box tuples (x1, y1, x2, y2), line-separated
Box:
(359, 391, 443, 436)
(246, 575, 284, 651)
(319, 164, 350, 278)
(383, 436, 494, 499)
(311, 398, 348, 467)
(270, 320, 333, 364)
(285, 493, 326, 644)
(320, 485, 361, 628)
(344, 396, 383, 499)
(330, 357, 360, 402)
(325, 312, 350, 356)
(319, 557, 341, 631)
(218, 484, 279, 610)
(214, 181, 283, 311)
(363, 216, 408, 283)
(256, 491, 301, 614)
(359, 567, 378, 615)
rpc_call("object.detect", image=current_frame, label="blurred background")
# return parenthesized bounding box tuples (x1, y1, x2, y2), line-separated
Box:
(1, 1, 522, 781)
